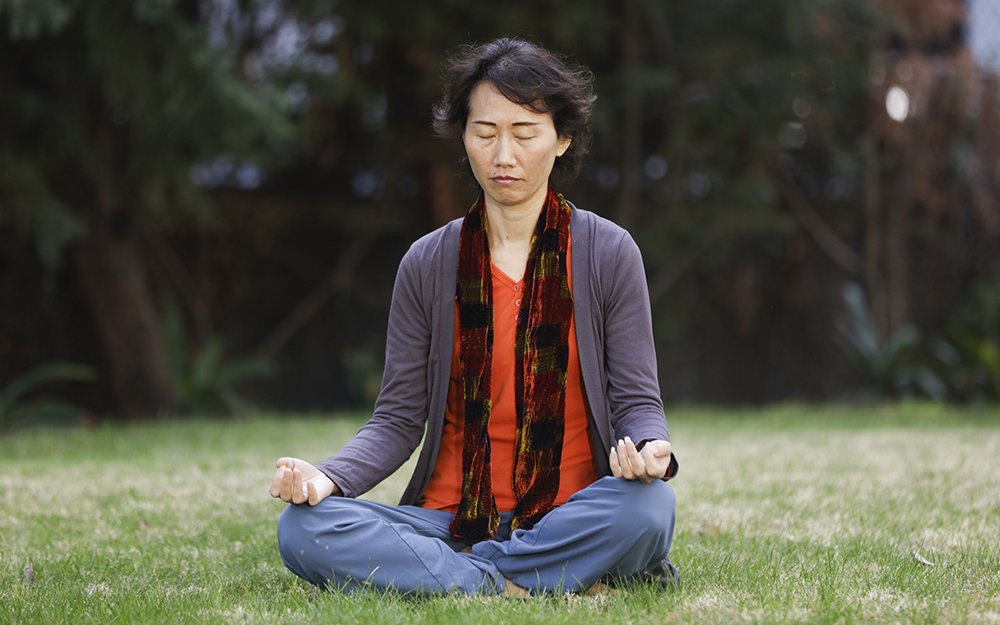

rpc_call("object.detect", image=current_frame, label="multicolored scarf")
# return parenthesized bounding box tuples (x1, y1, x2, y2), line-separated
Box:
(449, 187, 574, 543)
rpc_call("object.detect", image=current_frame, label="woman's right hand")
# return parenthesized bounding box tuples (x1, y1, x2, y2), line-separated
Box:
(269, 457, 339, 505)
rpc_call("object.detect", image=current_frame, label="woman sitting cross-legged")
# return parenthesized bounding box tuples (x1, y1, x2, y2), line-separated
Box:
(269, 37, 680, 597)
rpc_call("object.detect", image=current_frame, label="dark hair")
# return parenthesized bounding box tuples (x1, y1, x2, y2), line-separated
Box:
(433, 38, 596, 187)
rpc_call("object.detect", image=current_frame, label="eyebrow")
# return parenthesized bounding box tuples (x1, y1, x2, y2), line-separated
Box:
(469, 121, 542, 127)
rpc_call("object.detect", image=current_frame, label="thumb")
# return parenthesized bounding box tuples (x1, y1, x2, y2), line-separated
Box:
(646, 440, 672, 458)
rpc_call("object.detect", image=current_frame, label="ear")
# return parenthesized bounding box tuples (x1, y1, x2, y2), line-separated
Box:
(556, 135, 572, 157)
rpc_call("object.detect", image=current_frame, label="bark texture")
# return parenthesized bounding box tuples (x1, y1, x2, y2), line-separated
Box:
(71, 217, 178, 418)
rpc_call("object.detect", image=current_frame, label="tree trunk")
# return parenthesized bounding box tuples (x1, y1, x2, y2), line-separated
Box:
(71, 217, 178, 418)
(861, 137, 890, 337)
(615, 0, 643, 230)
(885, 161, 912, 331)
(427, 159, 468, 227)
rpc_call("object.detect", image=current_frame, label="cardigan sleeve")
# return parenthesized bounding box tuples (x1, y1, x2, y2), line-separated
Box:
(316, 243, 434, 498)
(601, 230, 672, 449)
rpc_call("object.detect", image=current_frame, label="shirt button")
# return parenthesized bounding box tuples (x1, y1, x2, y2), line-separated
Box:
(516, 299, 521, 306)
(513, 284, 520, 292)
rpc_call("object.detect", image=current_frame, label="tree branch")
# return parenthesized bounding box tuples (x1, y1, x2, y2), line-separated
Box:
(775, 157, 861, 276)
(647, 249, 699, 306)
(252, 233, 377, 360)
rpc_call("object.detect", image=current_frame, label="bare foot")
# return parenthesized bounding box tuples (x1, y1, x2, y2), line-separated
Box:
(504, 577, 530, 598)
(459, 545, 528, 598)
(585, 581, 620, 596)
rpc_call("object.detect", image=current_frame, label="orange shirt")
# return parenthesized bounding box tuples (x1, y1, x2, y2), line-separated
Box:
(422, 236, 598, 513)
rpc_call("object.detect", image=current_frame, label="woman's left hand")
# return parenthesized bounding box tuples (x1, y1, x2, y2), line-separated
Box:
(609, 436, 672, 482)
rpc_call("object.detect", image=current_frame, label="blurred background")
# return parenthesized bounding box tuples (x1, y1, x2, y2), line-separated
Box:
(2, 0, 999, 423)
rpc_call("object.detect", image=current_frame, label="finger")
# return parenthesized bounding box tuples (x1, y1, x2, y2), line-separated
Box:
(617, 439, 635, 479)
(279, 466, 293, 501)
(648, 440, 672, 460)
(624, 436, 647, 477)
(289, 468, 300, 503)
(271, 458, 291, 498)
(269, 468, 285, 498)
(639, 447, 664, 481)
(625, 436, 646, 466)
(307, 480, 319, 506)
(291, 468, 307, 504)
(647, 440, 673, 476)
(609, 447, 623, 478)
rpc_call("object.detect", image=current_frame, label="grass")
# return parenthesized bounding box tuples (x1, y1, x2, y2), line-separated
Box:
(1, 403, 999, 624)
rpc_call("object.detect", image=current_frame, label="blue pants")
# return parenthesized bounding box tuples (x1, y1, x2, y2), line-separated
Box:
(277, 476, 675, 596)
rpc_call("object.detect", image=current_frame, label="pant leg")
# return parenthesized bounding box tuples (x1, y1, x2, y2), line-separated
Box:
(277, 497, 505, 596)
(472, 476, 676, 594)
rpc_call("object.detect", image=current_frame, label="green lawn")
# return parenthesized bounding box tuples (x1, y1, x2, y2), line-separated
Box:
(2, 404, 998, 624)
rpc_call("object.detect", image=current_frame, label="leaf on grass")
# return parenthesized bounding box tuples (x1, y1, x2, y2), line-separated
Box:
(698, 523, 721, 541)
(23, 561, 37, 585)
(913, 550, 936, 566)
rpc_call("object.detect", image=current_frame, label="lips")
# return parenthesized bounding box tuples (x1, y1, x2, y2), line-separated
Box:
(491, 176, 518, 183)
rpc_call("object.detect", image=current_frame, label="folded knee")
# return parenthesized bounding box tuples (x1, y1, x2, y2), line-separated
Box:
(277, 503, 312, 560)
(600, 477, 676, 538)
(277, 498, 373, 563)
(636, 483, 675, 536)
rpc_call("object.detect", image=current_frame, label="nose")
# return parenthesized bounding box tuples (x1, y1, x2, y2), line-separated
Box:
(493, 134, 516, 168)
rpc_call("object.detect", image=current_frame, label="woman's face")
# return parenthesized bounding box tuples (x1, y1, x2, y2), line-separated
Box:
(463, 81, 571, 214)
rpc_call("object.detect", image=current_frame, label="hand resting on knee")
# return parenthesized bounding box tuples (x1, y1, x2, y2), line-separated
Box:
(608, 436, 672, 482)
(269, 457, 338, 505)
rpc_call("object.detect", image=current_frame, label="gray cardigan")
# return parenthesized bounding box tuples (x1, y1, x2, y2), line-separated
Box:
(318, 205, 675, 505)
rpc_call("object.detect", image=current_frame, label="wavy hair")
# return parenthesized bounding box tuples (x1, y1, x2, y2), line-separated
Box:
(433, 38, 596, 187)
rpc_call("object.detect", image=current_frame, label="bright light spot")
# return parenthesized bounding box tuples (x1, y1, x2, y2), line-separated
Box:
(354, 44, 374, 65)
(286, 83, 309, 112)
(235, 165, 263, 190)
(313, 18, 343, 45)
(886, 86, 909, 122)
(793, 97, 812, 119)
(778, 122, 807, 150)
(643, 155, 668, 180)
(362, 94, 387, 129)
(315, 54, 339, 75)
(299, 54, 338, 75)
(273, 21, 308, 61)
(823, 176, 854, 201)
(190, 154, 234, 188)
(686, 172, 711, 198)
(352, 170, 381, 198)
(596, 165, 619, 190)
(190, 154, 263, 189)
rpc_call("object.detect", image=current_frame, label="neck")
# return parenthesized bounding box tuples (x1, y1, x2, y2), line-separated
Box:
(484, 191, 548, 251)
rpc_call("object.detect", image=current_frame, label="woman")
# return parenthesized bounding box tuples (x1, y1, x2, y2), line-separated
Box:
(270, 38, 679, 597)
